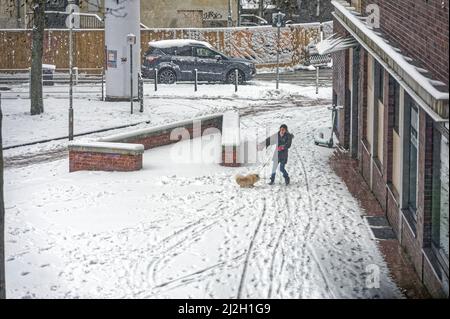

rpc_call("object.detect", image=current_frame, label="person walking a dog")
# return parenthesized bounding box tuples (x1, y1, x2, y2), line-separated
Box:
(259, 124, 294, 186)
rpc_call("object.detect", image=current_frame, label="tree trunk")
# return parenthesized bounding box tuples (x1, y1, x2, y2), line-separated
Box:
(30, 0, 45, 116)
(0, 96, 5, 299)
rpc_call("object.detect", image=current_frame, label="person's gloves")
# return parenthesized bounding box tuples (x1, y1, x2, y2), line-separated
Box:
(277, 146, 285, 151)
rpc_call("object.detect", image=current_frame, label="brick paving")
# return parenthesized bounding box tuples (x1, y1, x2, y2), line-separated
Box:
(330, 147, 431, 299)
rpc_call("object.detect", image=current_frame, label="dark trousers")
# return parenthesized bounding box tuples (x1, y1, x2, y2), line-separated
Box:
(271, 161, 289, 180)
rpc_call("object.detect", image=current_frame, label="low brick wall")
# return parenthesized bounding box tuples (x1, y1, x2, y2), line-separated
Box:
(221, 146, 240, 167)
(69, 114, 224, 173)
(99, 114, 223, 150)
(221, 111, 241, 167)
(69, 142, 144, 172)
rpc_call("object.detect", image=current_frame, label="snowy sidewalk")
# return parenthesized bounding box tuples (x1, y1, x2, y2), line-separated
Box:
(3, 105, 402, 299)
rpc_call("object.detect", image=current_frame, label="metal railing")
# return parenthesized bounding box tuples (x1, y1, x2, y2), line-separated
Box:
(0, 68, 105, 99)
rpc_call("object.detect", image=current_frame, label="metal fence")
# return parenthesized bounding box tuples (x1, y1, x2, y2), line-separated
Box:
(0, 68, 105, 99)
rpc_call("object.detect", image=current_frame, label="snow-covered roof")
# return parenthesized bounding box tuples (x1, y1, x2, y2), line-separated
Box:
(68, 142, 145, 154)
(148, 39, 213, 49)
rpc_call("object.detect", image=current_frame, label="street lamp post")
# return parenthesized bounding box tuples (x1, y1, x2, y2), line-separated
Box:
(273, 12, 285, 90)
(227, 0, 233, 27)
(127, 33, 137, 114)
(68, 6, 74, 141)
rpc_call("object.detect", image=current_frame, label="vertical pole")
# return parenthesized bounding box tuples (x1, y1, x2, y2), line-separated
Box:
(154, 68, 158, 92)
(235, 69, 238, 92)
(74, 67, 79, 85)
(69, 14, 74, 141)
(316, 66, 320, 95)
(101, 67, 105, 101)
(227, 0, 233, 27)
(259, 0, 264, 20)
(330, 105, 336, 147)
(130, 44, 133, 114)
(28, 67, 32, 99)
(237, 0, 241, 26)
(139, 74, 144, 113)
(276, 24, 281, 90)
(194, 69, 198, 92)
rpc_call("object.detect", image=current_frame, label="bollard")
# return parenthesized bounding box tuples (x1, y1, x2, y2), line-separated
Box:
(139, 73, 144, 113)
(316, 66, 320, 95)
(74, 67, 79, 85)
(154, 68, 158, 92)
(235, 69, 239, 92)
(194, 69, 198, 92)
(28, 67, 31, 99)
(101, 67, 105, 101)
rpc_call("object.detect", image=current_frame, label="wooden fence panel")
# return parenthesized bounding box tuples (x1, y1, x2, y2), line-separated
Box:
(0, 22, 332, 71)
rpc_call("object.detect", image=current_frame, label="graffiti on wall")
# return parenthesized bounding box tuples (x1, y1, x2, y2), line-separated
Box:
(203, 11, 223, 20)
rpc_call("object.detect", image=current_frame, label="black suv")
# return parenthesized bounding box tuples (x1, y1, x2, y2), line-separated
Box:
(142, 40, 257, 84)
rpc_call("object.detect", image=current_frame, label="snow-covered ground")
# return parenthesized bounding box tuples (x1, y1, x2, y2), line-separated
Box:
(1, 81, 330, 159)
(3, 98, 402, 298)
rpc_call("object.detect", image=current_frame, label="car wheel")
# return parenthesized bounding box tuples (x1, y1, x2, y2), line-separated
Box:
(227, 69, 245, 85)
(158, 69, 177, 84)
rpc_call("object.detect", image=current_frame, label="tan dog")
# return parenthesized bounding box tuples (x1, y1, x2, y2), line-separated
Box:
(235, 174, 260, 188)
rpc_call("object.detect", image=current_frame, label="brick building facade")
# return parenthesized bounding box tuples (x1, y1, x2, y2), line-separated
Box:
(331, 0, 449, 298)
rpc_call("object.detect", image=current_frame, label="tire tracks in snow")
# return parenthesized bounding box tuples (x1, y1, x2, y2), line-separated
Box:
(237, 198, 268, 299)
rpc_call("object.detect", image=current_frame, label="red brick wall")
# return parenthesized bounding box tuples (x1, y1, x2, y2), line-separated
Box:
(372, 162, 387, 211)
(417, 110, 435, 249)
(423, 254, 447, 297)
(361, 144, 371, 185)
(383, 72, 395, 183)
(221, 146, 240, 167)
(70, 152, 142, 172)
(361, 0, 449, 89)
(70, 116, 223, 173)
(387, 188, 400, 236)
(358, 49, 369, 173)
(401, 216, 423, 278)
(118, 118, 223, 150)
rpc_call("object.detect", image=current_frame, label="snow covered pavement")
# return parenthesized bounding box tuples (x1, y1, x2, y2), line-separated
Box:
(3, 104, 402, 299)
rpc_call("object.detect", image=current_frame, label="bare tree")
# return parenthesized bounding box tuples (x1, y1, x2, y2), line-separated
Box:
(0, 97, 5, 299)
(30, 0, 45, 115)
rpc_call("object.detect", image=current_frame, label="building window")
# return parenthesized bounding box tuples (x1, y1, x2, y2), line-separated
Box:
(407, 101, 419, 214)
(375, 60, 384, 104)
(432, 127, 449, 264)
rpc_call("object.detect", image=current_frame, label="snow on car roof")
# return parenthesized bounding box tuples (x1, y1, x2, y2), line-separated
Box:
(148, 39, 213, 49)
